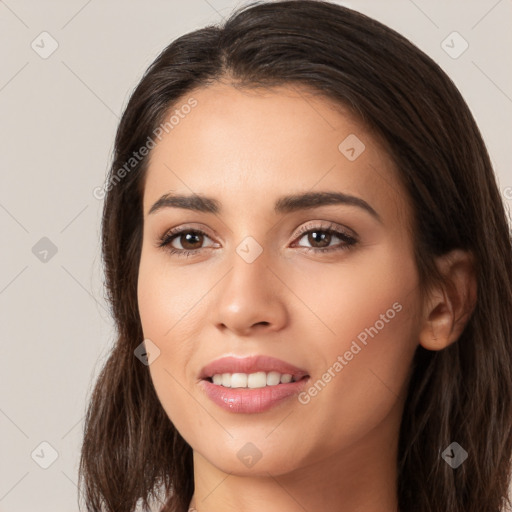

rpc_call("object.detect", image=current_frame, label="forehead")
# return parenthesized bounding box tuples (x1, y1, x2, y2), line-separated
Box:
(142, 83, 409, 224)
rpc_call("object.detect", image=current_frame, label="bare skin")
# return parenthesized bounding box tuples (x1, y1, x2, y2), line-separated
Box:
(137, 82, 476, 512)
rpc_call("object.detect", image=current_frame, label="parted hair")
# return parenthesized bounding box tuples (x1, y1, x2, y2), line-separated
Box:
(78, 2, 512, 511)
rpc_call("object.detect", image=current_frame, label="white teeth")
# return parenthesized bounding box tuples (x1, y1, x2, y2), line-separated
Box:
(231, 373, 248, 388)
(248, 371, 267, 388)
(266, 371, 281, 386)
(280, 373, 293, 384)
(210, 371, 297, 388)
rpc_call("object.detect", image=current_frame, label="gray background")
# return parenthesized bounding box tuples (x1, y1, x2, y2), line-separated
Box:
(1, 1, 511, 511)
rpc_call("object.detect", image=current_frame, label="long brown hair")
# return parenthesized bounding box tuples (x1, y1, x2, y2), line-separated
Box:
(78, 1, 512, 511)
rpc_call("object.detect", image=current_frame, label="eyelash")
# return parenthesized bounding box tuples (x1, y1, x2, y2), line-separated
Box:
(157, 222, 358, 259)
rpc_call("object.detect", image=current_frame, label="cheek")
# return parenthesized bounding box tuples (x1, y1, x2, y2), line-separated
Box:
(136, 237, 422, 458)
(137, 249, 206, 342)
(138, 254, 178, 335)
(137, 251, 210, 435)
(294, 247, 420, 445)
(291, 241, 419, 346)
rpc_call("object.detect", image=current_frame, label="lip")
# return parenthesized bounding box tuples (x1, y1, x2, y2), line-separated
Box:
(198, 355, 310, 414)
(199, 355, 309, 380)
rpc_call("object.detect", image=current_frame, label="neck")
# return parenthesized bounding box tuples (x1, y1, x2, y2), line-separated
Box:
(188, 409, 401, 512)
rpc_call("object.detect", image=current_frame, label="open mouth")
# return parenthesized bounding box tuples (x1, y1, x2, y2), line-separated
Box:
(204, 371, 310, 389)
(199, 356, 311, 413)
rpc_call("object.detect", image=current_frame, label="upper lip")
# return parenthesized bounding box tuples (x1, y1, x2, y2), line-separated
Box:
(199, 355, 309, 380)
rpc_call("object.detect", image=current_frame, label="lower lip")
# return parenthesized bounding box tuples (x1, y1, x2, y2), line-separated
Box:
(199, 377, 310, 414)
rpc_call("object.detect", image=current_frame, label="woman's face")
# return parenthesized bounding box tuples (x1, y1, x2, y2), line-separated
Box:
(137, 83, 422, 477)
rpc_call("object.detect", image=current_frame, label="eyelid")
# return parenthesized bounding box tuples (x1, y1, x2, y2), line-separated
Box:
(292, 220, 357, 240)
(158, 220, 356, 246)
(156, 219, 360, 262)
(156, 224, 217, 249)
(158, 222, 216, 240)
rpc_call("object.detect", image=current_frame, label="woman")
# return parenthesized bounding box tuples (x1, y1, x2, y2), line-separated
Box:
(79, 1, 512, 511)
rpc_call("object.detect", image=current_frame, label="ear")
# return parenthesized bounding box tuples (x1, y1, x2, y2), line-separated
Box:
(419, 249, 477, 351)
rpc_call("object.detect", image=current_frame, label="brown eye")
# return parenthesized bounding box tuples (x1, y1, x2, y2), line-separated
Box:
(175, 231, 205, 250)
(157, 227, 217, 258)
(304, 230, 333, 248)
(293, 223, 358, 254)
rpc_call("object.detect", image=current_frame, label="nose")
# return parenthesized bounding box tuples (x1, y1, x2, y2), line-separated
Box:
(212, 247, 289, 337)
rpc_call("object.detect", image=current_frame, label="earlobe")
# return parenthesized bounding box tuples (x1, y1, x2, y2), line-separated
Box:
(418, 249, 477, 351)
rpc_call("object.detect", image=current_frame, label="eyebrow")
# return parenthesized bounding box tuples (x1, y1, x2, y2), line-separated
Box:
(148, 191, 381, 222)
